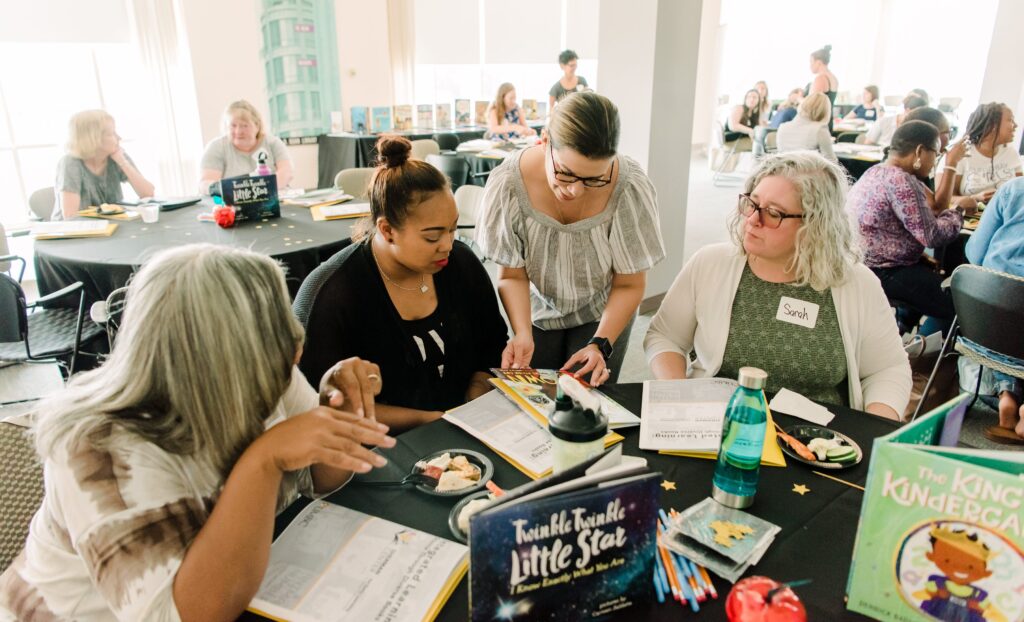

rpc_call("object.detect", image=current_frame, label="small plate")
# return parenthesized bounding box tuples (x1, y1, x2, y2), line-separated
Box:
(447, 490, 495, 543)
(414, 448, 494, 497)
(780, 424, 863, 470)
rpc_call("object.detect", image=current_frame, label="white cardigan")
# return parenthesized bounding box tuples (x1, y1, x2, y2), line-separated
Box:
(644, 243, 912, 414)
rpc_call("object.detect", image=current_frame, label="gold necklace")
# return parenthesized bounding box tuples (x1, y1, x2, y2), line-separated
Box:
(371, 245, 428, 294)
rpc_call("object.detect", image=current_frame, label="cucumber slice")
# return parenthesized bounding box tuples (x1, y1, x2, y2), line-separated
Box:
(826, 447, 856, 462)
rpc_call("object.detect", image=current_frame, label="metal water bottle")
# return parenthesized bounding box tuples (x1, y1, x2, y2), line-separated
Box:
(711, 367, 768, 509)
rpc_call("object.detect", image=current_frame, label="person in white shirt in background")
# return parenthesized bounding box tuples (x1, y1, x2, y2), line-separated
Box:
(776, 92, 836, 161)
(864, 92, 928, 147)
(951, 102, 1022, 209)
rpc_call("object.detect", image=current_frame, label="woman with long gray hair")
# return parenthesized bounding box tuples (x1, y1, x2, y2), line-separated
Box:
(0, 244, 394, 621)
(644, 152, 911, 419)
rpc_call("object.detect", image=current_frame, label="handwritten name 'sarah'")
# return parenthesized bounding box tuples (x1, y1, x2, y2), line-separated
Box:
(781, 302, 809, 320)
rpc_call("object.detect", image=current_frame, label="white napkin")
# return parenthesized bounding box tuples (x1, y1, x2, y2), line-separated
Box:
(768, 388, 835, 426)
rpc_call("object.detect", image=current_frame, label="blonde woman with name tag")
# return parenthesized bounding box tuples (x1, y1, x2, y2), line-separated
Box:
(644, 152, 911, 420)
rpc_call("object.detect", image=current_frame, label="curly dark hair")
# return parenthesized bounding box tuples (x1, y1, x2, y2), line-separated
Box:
(964, 102, 1009, 184)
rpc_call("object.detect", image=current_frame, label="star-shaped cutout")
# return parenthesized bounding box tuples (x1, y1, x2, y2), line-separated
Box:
(660, 480, 677, 491)
(792, 483, 810, 496)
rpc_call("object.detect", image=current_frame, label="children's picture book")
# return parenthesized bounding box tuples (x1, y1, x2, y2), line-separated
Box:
(474, 101, 489, 126)
(468, 448, 659, 621)
(416, 104, 433, 129)
(490, 368, 640, 429)
(371, 106, 392, 133)
(846, 395, 1024, 622)
(220, 173, 279, 222)
(454, 99, 471, 127)
(536, 101, 548, 119)
(249, 501, 467, 622)
(522, 98, 538, 120)
(393, 104, 413, 131)
(435, 102, 452, 129)
(350, 106, 369, 134)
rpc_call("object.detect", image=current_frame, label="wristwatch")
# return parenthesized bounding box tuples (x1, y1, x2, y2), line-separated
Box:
(587, 336, 613, 361)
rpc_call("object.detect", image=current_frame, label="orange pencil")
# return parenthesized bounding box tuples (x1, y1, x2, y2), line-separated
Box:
(699, 564, 718, 599)
(656, 535, 685, 603)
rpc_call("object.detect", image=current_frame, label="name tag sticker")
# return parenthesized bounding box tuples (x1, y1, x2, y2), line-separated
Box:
(776, 296, 819, 329)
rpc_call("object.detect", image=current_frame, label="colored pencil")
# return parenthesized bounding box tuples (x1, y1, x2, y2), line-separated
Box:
(654, 544, 671, 597)
(657, 510, 704, 601)
(698, 564, 718, 599)
(653, 568, 665, 603)
(656, 534, 684, 603)
(661, 524, 700, 612)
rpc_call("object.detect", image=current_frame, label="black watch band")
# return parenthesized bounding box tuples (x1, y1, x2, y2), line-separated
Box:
(587, 336, 613, 360)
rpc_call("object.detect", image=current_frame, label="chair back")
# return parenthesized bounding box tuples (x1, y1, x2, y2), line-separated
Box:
(426, 153, 469, 191)
(711, 120, 727, 149)
(836, 132, 860, 143)
(951, 265, 1024, 360)
(28, 187, 54, 221)
(0, 417, 44, 572)
(334, 168, 375, 199)
(432, 133, 460, 152)
(101, 287, 129, 349)
(0, 273, 27, 343)
(0, 222, 9, 274)
(764, 131, 777, 151)
(292, 239, 353, 329)
(454, 185, 484, 228)
(410, 139, 441, 160)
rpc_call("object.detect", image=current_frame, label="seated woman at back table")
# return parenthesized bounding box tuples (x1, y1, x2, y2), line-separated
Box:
(199, 100, 293, 193)
(54, 109, 155, 220)
(298, 136, 508, 431)
(769, 88, 803, 129)
(549, 49, 589, 110)
(0, 244, 394, 620)
(776, 92, 836, 161)
(902, 106, 967, 203)
(754, 80, 771, 123)
(864, 93, 928, 147)
(965, 176, 1024, 443)
(848, 121, 975, 335)
(951, 102, 1022, 210)
(843, 85, 884, 122)
(644, 151, 911, 419)
(485, 82, 537, 140)
(726, 89, 765, 143)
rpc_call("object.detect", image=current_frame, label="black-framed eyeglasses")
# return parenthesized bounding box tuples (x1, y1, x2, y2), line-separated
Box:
(548, 141, 615, 188)
(738, 194, 804, 229)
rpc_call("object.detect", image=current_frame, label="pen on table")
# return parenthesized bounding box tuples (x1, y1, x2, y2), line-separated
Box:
(653, 569, 665, 603)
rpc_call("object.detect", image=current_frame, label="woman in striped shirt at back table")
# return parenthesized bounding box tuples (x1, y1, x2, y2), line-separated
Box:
(475, 91, 666, 387)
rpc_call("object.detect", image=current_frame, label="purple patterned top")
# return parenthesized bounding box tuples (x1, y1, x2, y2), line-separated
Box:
(848, 164, 963, 268)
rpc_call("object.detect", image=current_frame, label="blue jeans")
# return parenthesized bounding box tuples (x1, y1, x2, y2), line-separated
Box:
(961, 338, 1024, 401)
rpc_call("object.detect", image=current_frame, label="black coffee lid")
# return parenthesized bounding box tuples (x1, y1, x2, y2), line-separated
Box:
(549, 401, 607, 443)
(555, 382, 573, 412)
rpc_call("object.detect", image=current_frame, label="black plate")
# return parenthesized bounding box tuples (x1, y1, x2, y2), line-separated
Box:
(414, 449, 494, 497)
(780, 424, 863, 470)
(447, 490, 495, 543)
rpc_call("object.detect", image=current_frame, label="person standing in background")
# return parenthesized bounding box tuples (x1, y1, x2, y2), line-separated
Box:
(805, 45, 838, 132)
(548, 49, 589, 110)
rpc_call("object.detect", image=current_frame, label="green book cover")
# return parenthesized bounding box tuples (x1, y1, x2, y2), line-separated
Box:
(846, 397, 1024, 621)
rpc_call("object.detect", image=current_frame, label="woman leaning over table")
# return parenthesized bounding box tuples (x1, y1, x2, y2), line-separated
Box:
(645, 152, 911, 419)
(476, 91, 666, 387)
(297, 136, 507, 432)
(848, 121, 973, 335)
(486, 82, 537, 140)
(0, 244, 393, 621)
(54, 109, 155, 220)
(951, 102, 1022, 210)
(198, 100, 293, 193)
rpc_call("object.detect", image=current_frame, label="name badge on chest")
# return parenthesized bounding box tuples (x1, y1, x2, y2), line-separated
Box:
(776, 296, 819, 329)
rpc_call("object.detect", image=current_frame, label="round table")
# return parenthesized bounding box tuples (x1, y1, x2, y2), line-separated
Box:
(34, 200, 359, 307)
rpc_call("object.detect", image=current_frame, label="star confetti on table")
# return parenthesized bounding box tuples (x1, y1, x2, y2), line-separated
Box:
(660, 480, 677, 491)
(792, 483, 810, 496)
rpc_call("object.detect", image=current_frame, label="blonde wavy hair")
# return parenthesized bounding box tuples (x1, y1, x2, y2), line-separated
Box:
(729, 152, 860, 291)
(66, 109, 114, 159)
(35, 244, 304, 475)
(223, 100, 265, 142)
(799, 92, 831, 123)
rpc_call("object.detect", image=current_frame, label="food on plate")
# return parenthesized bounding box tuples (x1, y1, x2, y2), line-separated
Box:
(806, 437, 856, 463)
(415, 452, 481, 492)
(457, 495, 496, 533)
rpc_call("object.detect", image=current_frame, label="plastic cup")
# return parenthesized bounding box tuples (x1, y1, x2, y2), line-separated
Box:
(139, 203, 159, 223)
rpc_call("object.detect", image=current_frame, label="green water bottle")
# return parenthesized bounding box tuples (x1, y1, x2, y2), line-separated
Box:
(711, 367, 768, 509)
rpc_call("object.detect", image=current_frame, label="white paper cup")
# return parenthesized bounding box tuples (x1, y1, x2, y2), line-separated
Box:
(139, 203, 159, 223)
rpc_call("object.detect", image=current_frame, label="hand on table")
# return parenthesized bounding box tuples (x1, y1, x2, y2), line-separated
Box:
(562, 344, 610, 387)
(975, 189, 996, 203)
(501, 334, 534, 369)
(955, 195, 979, 211)
(319, 357, 382, 420)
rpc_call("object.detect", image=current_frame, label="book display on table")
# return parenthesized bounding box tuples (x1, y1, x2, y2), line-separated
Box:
(416, 104, 433, 130)
(489, 368, 640, 429)
(846, 394, 1024, 621)
(393, 104, 413, 131)
(454, 99, 471, 127)
(372, 106, 392, 133)
(435, 103, 451, 129)
(474, 101, 488, 126)
(31, 220, 117, 240)
(350, 106, 369, 134)
(220, 174, 280, 222)
(522, 98, 538, 120)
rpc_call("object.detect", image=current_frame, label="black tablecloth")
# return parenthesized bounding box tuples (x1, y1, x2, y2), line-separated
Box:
(254, 384, 896, 622)
(34, 200, 359, 307)
(838, 155, 878, 181)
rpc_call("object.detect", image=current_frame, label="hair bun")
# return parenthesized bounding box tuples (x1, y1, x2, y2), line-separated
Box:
(376, 135, 412, 168)
(824, 44, 832, 51)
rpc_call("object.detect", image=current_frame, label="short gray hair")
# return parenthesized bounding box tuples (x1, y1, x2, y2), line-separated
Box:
(729, 152, 860, 291)
(35, 244, 304, 475)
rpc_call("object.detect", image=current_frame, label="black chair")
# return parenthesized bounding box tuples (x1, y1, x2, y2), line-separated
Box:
(432, 133, 461, 153)
(0, 272, 103, 378)
(89, 286, 129, 351)
(913, 265, 1024, 420)
(426, 153, 470, 191)
(836, 132, 861, 143)
(293, 238, 353, 330)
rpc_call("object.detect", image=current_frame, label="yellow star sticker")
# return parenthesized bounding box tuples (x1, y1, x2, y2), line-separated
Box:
(792, 483, 810, 496)
(660, 480, 677, 491)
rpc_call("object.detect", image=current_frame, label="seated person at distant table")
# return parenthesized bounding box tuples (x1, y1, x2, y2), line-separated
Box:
(725, 89, 766, 142)
(199, 99, 293, 193)
(863, 93, 927, 147)
(645, 152, 912, 420)
(298, 136, 508, 432)
(769, 88, 803, 129)
(486, 82, 537, 140)
(951, 102, 1022, 210)
(54, 109, 155, 220)
(843, 85, 884, 122)
(776, 92, 836, 161)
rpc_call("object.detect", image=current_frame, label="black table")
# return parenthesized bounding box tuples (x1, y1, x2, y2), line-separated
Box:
(838, 154, 880, 181)
(258, 384, 896, 621)
(34, 200, 358, 307)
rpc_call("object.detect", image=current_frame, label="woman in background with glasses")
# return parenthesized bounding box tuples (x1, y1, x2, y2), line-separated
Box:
(476, 91, 665, 386)
(645, 152, 911, 420)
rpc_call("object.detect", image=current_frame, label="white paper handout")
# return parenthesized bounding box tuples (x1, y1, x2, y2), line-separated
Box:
(767, 388, 835, 426)
(639, 378, 739, 452)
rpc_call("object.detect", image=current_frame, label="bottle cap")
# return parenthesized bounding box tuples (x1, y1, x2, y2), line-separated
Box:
(554, 381, 573, 412)
(737, 367, 768, 390)
(549, 400, 607, 443)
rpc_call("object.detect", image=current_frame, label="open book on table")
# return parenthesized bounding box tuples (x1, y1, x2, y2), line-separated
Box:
(489, 368, 640, 429)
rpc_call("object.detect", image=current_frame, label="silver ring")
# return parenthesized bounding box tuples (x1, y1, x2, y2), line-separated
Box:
(367, 373, 381, 382)
(603, 368, 612, 375)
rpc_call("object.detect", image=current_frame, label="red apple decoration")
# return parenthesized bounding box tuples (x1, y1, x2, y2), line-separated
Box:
(213, 205, 236, 228)
(726, 576, 807, 622)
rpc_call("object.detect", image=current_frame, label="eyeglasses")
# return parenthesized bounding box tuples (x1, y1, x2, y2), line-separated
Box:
(738, 194, 804, 229)
(548, 141, 615, 188)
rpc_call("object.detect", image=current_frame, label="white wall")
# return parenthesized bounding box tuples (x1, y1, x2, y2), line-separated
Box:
(690, 0, 722, 149)
(979, 0, 1024, 150)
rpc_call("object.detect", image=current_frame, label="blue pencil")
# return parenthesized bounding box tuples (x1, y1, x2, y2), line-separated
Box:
(687, 557, 710, 597)
(653, 543, 672, 598)
(668, 542, 700, 611)
(653, 568, 665, 603)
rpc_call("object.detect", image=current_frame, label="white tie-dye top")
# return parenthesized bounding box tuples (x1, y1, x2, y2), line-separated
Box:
(0, 366, 320, 621)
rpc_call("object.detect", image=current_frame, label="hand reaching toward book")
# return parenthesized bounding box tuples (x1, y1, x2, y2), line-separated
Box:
(252, 407, 394, 474)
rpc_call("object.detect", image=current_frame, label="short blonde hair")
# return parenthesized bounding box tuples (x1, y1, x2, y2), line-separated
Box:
(729, 152, 860, 291)
(799, 92, 831, 123)
(223, 100, 265, 142)
(66, 109, 114, 159)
